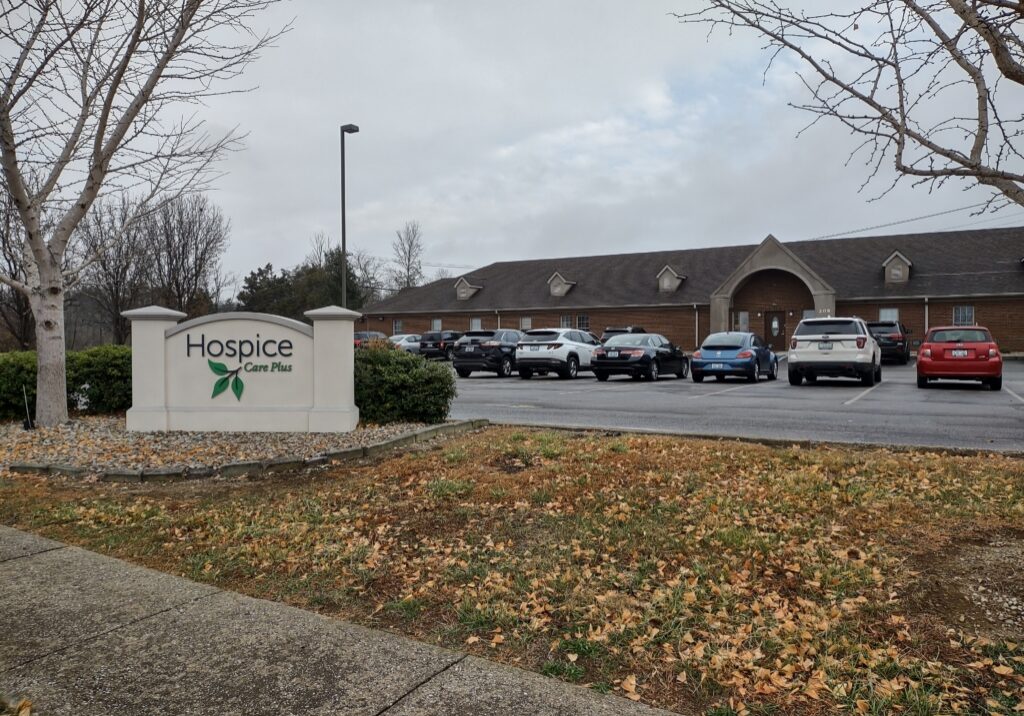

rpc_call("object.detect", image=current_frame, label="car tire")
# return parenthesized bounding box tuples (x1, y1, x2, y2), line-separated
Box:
(767, 359, 778, 381)
(788, 369, 802, 386)
(900, 352, 909, 365)
(647, 361, 660, 381)
(456, 368, 471, 378)
(559, 356, 579, 380)
(445, 346, 454, 361)
(692, 373, 704, 383)
(874, 363, 882, 383)
(747, 366, 759, 383)
(499, 356, 513, 378)
(519, 369, 533, 380)
(715, 375, 726, 382)
(989, 376, 1003, 391)
(917, 375, 928, 389)
(861, 367, 876, 387)
(806, 373, 817, 384)
(677, 360, 689, 379)
(595, 371, 609, 382)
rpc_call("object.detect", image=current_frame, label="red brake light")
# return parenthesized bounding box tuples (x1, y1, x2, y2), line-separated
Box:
(594, 348, 606, 357)
(547, 343, 563, 349)
(482, 340, 500, 347)
(624, 348, 645, 357)
(736, 350, 753, 359)
(789, 338, 797, 350)
(856, 336, 867, 349)
(890, 333, 903, 341)
(692, 350, 702, 359)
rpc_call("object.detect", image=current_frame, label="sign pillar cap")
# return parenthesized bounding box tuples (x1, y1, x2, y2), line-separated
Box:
(122, 305, 188, 322)
(304, 305, 362, 321)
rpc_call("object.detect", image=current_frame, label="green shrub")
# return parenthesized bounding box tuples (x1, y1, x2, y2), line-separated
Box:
(0, 351, 39, 421)
(354, 346, 456, 424)
(68, 344, 133, 414)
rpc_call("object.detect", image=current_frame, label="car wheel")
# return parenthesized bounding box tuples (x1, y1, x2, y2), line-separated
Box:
(445, 346, 454, 361)
(747, 366, 759, 383)
(917, 375, 928, 389)
(595, 371, 609, 382)
(805, 373, 817, 384)
(559, 356, 579, 379)
(767, 359, 778, 381)
(456, 368, 471, 378)
(499, 356, 513, 378)
(900, 352, 909, 365)
(692, 372, 704, 383)
(874, 363, 882, 383)
(989, 376, 1003, 391)
(647, 361, 660, 381)
(715, 375, 726, 382)
(788, 369, 802, 386)
(519, 369, 533, 380)
(861, 367, 876, 387)
(677, 359, 689, 379)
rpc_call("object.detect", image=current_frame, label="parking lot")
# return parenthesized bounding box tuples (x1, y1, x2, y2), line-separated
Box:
(449, 360, 1024, 452)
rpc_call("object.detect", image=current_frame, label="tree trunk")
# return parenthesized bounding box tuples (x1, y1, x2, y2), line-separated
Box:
(31, 261, 68, 426)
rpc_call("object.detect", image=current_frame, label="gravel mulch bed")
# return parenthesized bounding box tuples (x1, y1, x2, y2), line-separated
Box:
(0, 416, 427, 473)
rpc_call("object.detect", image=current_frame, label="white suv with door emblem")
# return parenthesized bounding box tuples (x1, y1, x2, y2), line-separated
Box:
(516, 328, 600, 379)
(788, 317, 881, 386)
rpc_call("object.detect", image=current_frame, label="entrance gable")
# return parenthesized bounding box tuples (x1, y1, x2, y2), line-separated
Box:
(710, 235, 837, 333)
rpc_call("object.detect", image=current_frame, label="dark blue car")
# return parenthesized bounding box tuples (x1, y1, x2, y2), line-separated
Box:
(691, 331, 778, 383)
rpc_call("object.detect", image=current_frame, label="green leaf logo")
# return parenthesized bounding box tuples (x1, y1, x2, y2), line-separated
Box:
(209, 360, 244, 401)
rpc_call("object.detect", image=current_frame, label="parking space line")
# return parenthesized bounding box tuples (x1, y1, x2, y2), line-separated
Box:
(688, 384, 752, 399)
(1006, 386, 1024, 405)
(843, 383, 883, 406)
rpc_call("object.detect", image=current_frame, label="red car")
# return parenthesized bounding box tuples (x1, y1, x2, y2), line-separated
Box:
(917, 325, 1002, 390)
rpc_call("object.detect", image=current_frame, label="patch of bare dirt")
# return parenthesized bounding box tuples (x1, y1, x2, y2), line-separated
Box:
(907, 530, 1024, 641)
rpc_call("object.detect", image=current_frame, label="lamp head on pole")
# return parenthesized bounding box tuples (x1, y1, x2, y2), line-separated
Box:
(341, 124, 360, 134)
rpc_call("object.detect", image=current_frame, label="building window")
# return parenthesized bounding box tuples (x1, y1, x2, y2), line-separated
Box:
(879, 308, 899, 322)
(431, 318, 442, 331)
(469, 317, 482, 331)
(520, 316, 532, 331)
(889, 266, 904, 281)
(734, 310, 749, 332)
(560, 314, 573, 328)
(576, 314, 590, 331)
(953, 305, 974, 326)
(392, 319, 403, 335)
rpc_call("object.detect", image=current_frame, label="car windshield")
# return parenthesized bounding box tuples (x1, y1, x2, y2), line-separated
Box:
(605, 334, 650, 347)
(795, 320, 862, 336)
(523, 331, 561, 343)
(929, 329, 990, 342)
(421, 332, 440, 341)
(702, 332, 746, 349)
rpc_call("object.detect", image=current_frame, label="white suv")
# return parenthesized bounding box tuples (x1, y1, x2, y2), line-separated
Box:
(788, 317, 881, 386)
(516, 328, 600, 379)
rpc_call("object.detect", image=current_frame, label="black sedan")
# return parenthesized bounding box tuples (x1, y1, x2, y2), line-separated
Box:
(591, 333, 689, 381)
(453, 329, 523, 377)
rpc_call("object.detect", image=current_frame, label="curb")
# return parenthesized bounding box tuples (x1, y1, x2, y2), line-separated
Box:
(6, 419, 490, 483)
(488, 421, 1024, 459)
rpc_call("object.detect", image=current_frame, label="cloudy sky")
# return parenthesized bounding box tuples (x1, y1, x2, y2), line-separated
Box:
(205, 1, 1024, 284)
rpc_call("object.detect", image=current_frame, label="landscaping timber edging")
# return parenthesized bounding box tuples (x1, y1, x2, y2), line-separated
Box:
(4, 419, 490, 484)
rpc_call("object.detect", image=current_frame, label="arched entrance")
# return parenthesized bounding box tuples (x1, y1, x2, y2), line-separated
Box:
(710, 235, 836, 349)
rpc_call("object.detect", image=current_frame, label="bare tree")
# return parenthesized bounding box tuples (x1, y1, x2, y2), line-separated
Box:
(390, 220, 425, 290)
(430, 267, 453, 282)
(0, 188, 32, 348)
(0, 1, 284, 426)
(677, 1, 1024, 208)
(350, 247, 386, 303)
(77, 197, 149, 344)
(147, 194, 229, 315)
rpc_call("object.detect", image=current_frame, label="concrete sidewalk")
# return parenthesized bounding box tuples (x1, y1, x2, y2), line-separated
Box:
(0, 526, 675, 715)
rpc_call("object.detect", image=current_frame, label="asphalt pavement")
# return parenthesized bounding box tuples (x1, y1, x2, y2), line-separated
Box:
(449, 360, 1024, 453)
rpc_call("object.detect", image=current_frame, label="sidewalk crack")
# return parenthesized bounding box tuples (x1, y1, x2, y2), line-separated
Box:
(0, 545, 66, 564)
(373, 654, 467, 716)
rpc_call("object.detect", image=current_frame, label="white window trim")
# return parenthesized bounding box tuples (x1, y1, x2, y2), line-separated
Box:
(953, 305, 974, 326)
(431, 318, 442, 331)
(520, 316, 532, 330)
(878, 308, 899, 322)
(469, 317, 482, 331)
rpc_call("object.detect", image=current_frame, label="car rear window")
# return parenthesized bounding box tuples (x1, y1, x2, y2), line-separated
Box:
(929, 329, 991, 343)
(702, 332, 746, 349)
(867, 323, 899, 335)
(523, 331, 561, 342)
(605, 334, 651, 347)
(421, 332, 440, 341)
(463, 331, 496, 338)
(795, 320, 863, 336)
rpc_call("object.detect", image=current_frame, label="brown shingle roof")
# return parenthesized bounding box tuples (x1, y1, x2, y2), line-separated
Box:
(364, 227, 1024, 314)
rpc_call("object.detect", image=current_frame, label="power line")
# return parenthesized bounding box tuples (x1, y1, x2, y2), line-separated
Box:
(806, 202, 990, 240)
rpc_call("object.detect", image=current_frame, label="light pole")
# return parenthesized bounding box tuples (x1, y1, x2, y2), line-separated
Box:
(340, 123, 359, 308)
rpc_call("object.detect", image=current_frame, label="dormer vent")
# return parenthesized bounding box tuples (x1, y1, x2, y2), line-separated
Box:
(455, 277, 482, 301)
(547, 271, 576, 297)
(882, 250, 912, 285)
(657, 265, 685, 293)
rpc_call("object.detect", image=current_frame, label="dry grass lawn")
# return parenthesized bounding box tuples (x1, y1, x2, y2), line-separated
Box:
(2, 427, 1023, 715)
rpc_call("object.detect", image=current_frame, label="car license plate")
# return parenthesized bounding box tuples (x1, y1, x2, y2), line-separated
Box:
(529, 345, 540, 351)
(608, 351, 619, 358)
(818, 341, 833, 350)
(710, 363, 725, 370)
(952, 349, 968, 357)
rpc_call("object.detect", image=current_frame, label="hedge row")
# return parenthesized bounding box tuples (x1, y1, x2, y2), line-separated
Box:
(0, 345, 132, 420)
(0, 343, 456, 425)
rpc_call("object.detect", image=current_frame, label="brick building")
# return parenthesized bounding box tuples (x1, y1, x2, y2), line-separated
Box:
(362, 228, 1024, 352)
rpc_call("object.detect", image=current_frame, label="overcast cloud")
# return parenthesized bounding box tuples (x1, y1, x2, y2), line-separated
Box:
(201, 1, 1024, 283)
